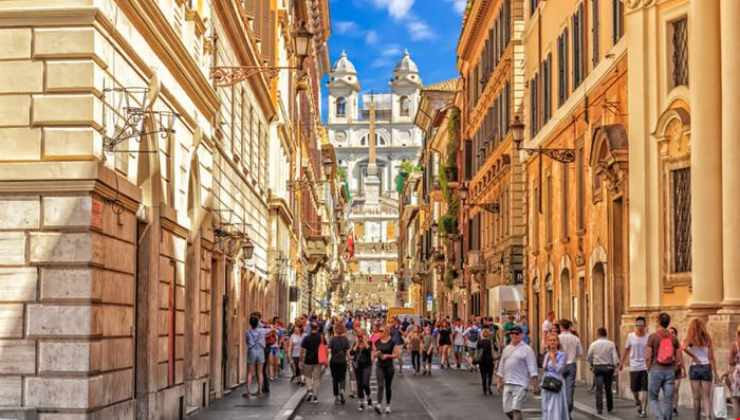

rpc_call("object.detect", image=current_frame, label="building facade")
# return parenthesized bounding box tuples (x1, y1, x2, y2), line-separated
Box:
(457, 0, 527, 323)
(327, 51, 424, 309)
(519, 0, 629, 372)
(625, 0, 740, 402)
(0, 0, 335, 418)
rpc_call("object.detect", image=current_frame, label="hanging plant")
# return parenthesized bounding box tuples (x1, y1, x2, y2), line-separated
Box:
(444, 268, 458, 289)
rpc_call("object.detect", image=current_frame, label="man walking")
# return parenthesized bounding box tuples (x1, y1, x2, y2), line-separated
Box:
(621, 316, 650, 417)
(558, 319, 583, 414)
(645, 313, 680, 420)
(587, 327, 620, 414)
(301, 322, 323, 404)
(496, 326, 539, 420)
(542, 311, 556, 354)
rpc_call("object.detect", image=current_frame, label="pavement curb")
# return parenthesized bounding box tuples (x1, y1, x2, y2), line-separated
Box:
(272, 386, 308, 420)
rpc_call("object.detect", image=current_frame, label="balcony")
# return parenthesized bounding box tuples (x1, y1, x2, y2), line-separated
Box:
(401, 191, 419, 222)
(354, 241, 397, 258)
(304, 234, 329, 272)
(466, 250, 485, 275)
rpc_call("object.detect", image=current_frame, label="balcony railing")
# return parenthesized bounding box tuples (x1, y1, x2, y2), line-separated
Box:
(355, 241, 398, 255)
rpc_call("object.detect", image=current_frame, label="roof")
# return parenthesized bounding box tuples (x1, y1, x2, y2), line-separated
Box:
(394, 50, 419, 74)
(423, 78, 460, 92)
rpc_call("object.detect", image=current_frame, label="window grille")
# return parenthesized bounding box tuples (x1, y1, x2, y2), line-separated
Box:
(672, 17, 689, 87)
(672, 167, 692, 273)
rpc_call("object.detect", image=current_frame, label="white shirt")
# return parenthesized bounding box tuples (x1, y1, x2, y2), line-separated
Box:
(453, 326, 465, 346)
(625, 332, 649, 371)
(290, 333, 304, 358)
(542, 319, 554, 345)
(496, 342, 538, 387)
(587, 338, 620, 366)
(559, 331, 583, 364)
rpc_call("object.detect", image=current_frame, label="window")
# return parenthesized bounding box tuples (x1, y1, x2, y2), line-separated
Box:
(612, 0, 624, 44)
(542, 53, 552, 123)
(399, 96, 410, 117)
(592, 0, 600, 67)
(671, 17, 689, 87)
(529, 75, 539, 137)
(561, 162, 569, 240)
(464, 139, 473, 181)
(576, 142, 585, 231)
(573, 3, 585, 89)
(530, 0, 539, 16)
(671, 167, 691, 273)
(558, 28, 569, 106)
(546, 173, 553, 245)
(336, 97, 346, 117)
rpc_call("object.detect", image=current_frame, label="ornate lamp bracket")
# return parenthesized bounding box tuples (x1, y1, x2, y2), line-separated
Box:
(210, 66, 299, 87)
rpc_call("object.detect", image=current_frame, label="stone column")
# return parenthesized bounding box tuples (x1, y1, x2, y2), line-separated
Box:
(720, 0, 740, 310)
(688, 0, 723, 309)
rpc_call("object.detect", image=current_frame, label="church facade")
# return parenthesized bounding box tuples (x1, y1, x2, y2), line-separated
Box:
(327, 51, 423, 308)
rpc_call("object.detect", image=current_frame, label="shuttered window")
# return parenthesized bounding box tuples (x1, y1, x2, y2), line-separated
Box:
(573, 3, 585, 89)
(542, 53, 552, 124)
(592, 0, 600, 67)
(558, 28, 569, 106)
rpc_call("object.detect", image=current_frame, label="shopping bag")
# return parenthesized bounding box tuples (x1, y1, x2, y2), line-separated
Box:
(712, 383, 728, 419)
(318, 343, 329, 365)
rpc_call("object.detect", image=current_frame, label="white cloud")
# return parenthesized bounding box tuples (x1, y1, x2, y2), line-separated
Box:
(370, 0, 415, 19)
(446, 0, 467, 14)
(371, 57, 394, 68)
(365, 30, 380, 45)
(381, 47, 403, 57)
(335, 20, 359, 34)
(407, 17, 435, 41)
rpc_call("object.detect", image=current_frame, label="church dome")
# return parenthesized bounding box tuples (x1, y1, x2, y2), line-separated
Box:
(394, 50, 419, 74)
(332, 50, 357, 74)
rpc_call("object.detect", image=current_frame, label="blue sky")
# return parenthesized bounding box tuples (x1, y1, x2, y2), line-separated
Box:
(324, 0, 465, 95)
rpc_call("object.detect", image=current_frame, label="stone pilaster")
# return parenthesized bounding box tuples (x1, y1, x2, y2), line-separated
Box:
(688, 0, 723, 310)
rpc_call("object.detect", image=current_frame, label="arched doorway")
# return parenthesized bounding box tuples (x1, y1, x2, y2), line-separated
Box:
(560, 269, 571, 321)
(591, 263, 606, 340)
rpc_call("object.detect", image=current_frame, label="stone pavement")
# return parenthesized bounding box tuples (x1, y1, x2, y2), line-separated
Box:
(187, 372, 306, 420)
(572, 383, 697, 420)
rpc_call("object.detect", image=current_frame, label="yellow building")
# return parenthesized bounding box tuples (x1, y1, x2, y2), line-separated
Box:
(625, 0, 739, 402)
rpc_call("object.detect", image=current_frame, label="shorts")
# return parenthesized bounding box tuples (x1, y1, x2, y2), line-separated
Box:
(689, 364, 712, 381)
(630, 370, 648, 392)
(453, 345, 464, 353)
(502, 384, 528, 413)
(248, 347, 266, 365)
(423, 352, 433, 363)
(466, 346, 477, 355)
(270, 346, 279, 356)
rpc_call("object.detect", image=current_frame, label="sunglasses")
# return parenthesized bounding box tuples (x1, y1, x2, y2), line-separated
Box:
(510, 331, 521, 335)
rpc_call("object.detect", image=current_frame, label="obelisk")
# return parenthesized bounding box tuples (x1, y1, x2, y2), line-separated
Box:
(364, 95, 381, 206)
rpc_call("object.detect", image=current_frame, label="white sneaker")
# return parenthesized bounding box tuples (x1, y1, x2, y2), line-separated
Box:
(374, 403, 382, 414)
(358, 402, 365, 412)
(385, 405, 391, 414)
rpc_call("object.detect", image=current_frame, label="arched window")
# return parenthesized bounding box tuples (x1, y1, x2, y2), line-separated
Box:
(399, 96, 410, 116)
(336, 97, 346, 117)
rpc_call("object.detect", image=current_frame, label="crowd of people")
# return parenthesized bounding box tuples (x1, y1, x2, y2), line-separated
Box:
(241, 310, 740, 419)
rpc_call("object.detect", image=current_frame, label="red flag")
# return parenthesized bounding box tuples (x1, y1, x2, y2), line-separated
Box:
(346, 231, 355, 259)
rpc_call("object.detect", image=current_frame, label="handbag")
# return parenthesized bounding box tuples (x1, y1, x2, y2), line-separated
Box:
(473, 348, 482, 365)
(712, 383, 728, 419)
(541, 375, 563, 393)
(318, 343, 329, 365)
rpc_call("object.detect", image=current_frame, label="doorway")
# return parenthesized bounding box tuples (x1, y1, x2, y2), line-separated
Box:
(560, 269, 571, 321)
(592, 263, 606, 340)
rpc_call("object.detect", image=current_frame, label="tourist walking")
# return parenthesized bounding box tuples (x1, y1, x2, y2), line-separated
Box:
(464, 320, 482, 372)
(453, 319, 465, 369)
(669, 327, 684, 416)
(558, 319, 583, 414)
(496, 325, 539, 420)
(351, 330, 373, 411)
(437, 320, 452, 368)
(244, 316, 271, 398)
(646, 312, 681, 420)
(422, 324, 435, 375)
(681, 318, 717, 420)
(329, 322, 350, 405)
(542, 311, 556, 351)
(621, 316, 650, 417)
(301, 322, 323, 404)
(477, 327, 495, 395)
(728, 325, 740, 418)
(541, 333, 568, 420)
(288, 324, 305, 385)
(408, 325, 422, 374)
(374, 324, 401, 414)
(587, 327, 620, 414)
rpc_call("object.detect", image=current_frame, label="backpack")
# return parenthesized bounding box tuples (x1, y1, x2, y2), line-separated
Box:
(656, 331, 675, 365)
(265, 330, 277, 346)
(468, 328, 480, 343)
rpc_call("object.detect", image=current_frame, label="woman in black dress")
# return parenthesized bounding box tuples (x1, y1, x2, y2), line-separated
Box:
(374, 324, 401, 414)
(437, 321, 452, 369)
(477, 328, 495, 395)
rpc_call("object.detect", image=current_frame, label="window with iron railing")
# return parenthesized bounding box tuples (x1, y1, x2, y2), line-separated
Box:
(671, 167, 691, 273)
(671, 17, 689, 88)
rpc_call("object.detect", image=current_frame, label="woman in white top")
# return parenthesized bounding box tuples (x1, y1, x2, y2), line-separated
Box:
(288, 324, 306, 385)
(681, 318, 717, 420)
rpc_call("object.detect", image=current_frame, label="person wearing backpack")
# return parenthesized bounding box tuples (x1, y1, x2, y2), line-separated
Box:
(646, 312, 681, 420)
(464, 321, 481, 372)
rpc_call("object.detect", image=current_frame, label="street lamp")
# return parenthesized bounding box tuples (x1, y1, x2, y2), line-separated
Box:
(210, 23, 312, 87)
(510, 115, 575, 212)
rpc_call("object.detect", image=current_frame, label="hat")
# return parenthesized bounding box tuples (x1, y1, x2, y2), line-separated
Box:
(507, 326, 523, 334)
